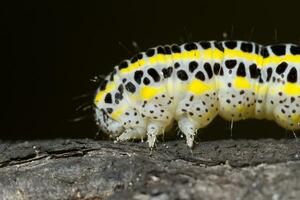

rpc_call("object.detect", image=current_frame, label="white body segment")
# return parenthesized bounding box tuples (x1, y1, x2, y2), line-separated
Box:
(94, 40, 300, 148)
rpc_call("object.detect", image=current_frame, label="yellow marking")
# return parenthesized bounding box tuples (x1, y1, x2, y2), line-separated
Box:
(224, 49, 263, 66)
(120, 50, 201, 75)
(187, 79, 213, 95)
(119, 59, 146, 73)
(140, 85, 166, 100)
(233, 77, 252, 89)
(149, 54, 166, 64)
(172, 52, 182, 60)
(283, 82, 300, 95)
(94, 82, 116, 104)
(264, 55, 300, 66)
(111, 104, 128, 120)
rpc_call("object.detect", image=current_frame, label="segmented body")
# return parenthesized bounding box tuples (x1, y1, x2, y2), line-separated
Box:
(94, 40, 300, 148)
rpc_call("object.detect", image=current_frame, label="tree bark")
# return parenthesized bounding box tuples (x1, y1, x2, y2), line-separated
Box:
(0, 138, 299, 200)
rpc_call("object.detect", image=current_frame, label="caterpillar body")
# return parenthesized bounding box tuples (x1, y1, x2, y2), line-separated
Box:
(94, 40, 300, 148)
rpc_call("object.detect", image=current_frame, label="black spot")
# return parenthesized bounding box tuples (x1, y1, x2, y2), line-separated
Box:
(224, 41, 237, 49)
(157, 46, 165, 54)
(189, 95, 194, 101)
(287, 67, 298, 83)
(109, 70, 115, 81)
(271, 45, 286, 56)
(100, 80, 108, 90)
(189, 61, 198, 72)
(266, 68, 273, 82)
(118, 61, 128, 70)
(204, 63, 213, 79)
(255, 43, 260, 54)
(118, 85, 124, 93)
(195, 71, 205, 81)
(171, 44, 181, 53)
(241, 42, 253, 53)
(276, 62, 288, 74)
(249, 63, 258, 78)
(215, 42, 224, 51)
(256, 68, 262, 81)
(226, 99, 231, 104)
(146, 48, 155, 57)
(290, 45, 300, 55)
(213, 63, 220, 75)
(137, 53, 143, 60)
(184, 42, 197, 51)
(174, 62, 180, 69)
(115, 92, 123, 100)
(291, 97, 296, 103)
(122, 78, 127, 83)
(106, 108, 113, 114)
(164, 46, 172, 54)
(162, 67, 173, 78)
(240, 90, 245, 95)
(125, 82, 136, 93)
(177, 70, 189, 81)
(143, 77, 150, 85)
(219, 67, 224, 76)
(134, 70, 144, 84)
(236, 62, 246, 77)
(148, 68, 160, 82)
(131, 55, 139, 63)
(225, 59, 237, 69)
(199, 41, 211, 49)
(104, 93, 112, 104)
(260, 48, 269, 58)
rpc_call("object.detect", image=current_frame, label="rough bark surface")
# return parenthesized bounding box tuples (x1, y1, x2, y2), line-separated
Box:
(0, 138, 299, 200)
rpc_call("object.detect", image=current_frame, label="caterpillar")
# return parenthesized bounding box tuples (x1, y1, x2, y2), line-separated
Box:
(93, 40, 300, 148)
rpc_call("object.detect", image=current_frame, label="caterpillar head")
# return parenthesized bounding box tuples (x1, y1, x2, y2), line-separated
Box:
(94, 107, 124, 138)
(273, 96, 300, 130)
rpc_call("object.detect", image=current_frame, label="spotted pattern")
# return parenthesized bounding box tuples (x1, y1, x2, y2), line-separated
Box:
(94, 40, 300, 148)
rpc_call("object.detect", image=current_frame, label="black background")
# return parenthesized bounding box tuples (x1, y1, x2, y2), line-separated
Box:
(2, 0, 300, 140)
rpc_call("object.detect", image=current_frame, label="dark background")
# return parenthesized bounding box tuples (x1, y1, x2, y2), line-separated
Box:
(2, 0, 300, 140)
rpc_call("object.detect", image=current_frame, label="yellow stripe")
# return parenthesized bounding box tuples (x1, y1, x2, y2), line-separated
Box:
(212, 49, 224, 60)
(263, 55, 300, 65)
(119, 50, 201, 75)
(224, 49, 263, 67)
(120, 59, 146, 73)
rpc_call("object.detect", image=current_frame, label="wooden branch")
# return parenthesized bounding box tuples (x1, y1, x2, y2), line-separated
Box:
(0, 139, 299, 200)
